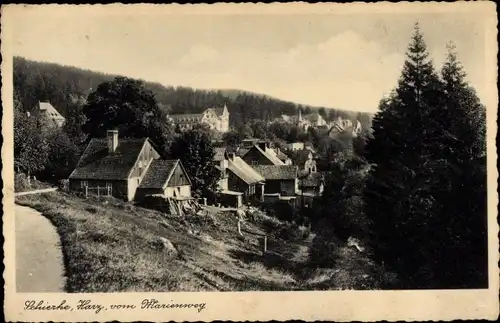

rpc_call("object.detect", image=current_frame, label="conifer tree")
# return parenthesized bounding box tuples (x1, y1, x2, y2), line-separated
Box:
(429, 43, 488, 287)
(364, 24, 446, 288)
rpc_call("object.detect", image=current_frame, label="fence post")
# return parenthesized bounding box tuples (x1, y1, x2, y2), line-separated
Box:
(237, 219, 242, 236)
(97, 186, 100, 197)
(264, 235, 267, 253)
(85, 186, 88, 198)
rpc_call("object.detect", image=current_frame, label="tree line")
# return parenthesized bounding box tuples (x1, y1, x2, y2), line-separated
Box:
(13, 56, 369, 131)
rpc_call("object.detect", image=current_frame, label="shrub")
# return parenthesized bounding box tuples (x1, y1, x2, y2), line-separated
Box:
(308, 230, 342, 267)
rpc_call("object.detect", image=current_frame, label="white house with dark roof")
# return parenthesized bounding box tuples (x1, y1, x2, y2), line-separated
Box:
(69, 130, 161, 201)
(38, 101, 65, 127)
(168, 104, 229, 132)
(70, 130, 194, 202)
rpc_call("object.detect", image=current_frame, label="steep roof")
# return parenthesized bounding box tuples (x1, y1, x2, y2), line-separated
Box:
(39, 102, 65, 121)
(253, 145, 285, 166)
(253, 165, 298, 180)
(275, 149, 290, 162)
(211, 105, 228, 116)
(228, 156, 265, 185)
(138, 159, 179, 189)
(69, 138, 151, 180)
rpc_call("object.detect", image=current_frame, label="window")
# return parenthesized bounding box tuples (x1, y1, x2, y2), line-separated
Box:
(81, 181, 88, 188)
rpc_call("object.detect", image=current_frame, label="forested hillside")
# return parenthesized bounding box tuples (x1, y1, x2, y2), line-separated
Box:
(13, 57, 372, 129)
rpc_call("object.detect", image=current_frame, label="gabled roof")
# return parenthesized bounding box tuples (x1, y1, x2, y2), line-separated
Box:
(253, 165, 298, 180)
(211, 105, 228, 116)
(39, 102, 65, 121)
(228, 156, 265, 185)
(69, 138, 153, 180)
(139, 159, 191, 189)
(252, 145, 285, 166)
(275, 150, 290, 162)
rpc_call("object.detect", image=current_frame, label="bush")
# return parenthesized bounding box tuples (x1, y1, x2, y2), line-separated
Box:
(308, 232, 342, 267)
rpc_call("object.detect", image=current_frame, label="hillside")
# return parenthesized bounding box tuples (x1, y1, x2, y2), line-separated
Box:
(15, 192, 383, 292)
(13, 57, 373, 128)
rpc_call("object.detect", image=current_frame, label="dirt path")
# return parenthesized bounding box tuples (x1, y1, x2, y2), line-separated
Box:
(15, 187, 58, 196)
(15, 204, 66, 292)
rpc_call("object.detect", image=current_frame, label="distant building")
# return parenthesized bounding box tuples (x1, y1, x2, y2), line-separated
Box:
(38, 101, 65, 127)
(286, 142, 305, 151)
(352, 120, 363, 137)
(278, 109, 327, 131)
(168, 105, 229, 132)
(241, 142, 286, 166)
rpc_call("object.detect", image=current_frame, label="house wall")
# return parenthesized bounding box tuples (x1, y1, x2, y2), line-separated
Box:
(69, 179, 128, 200)
(165, 185, 191, 198)
(242, 147, 274, 166)
(167, 163, 191, 187)
(217, 177, 229, 191)
(227, 171, 263, 204)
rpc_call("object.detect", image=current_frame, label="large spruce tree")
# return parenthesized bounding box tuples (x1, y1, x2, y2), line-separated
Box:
(431, 43, 488, 288)
(365, 24, 488, 289)
(365, 24, 446, 288)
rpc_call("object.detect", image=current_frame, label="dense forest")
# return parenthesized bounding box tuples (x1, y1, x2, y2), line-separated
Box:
(13, 56, 371, 130)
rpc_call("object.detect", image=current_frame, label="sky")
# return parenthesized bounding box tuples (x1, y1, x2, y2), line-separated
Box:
(6, 4, 494, 113)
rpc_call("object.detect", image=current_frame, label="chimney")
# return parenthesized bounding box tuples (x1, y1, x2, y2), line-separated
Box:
(257, 142, 267, 151)
(107, 130, 118, 153)
(228, 152, 236, 161)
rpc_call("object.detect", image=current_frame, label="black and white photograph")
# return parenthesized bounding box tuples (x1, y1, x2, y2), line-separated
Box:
(2, 2, 498, 322)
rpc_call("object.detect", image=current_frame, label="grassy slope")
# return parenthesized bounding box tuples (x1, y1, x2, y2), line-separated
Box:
(15, 192, 381, 292)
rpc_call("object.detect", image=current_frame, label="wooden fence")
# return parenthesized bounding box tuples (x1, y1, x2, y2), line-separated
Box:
(82, 186, 112, 198)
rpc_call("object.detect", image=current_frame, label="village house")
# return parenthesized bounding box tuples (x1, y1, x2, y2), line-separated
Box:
(69, 130, 193, 202)
(241, 142, 286, 166)
(168, 105, 229, 132)
(226, 153, 265, 205)
(279, 109, 327, 131)
(37, 101, 65, 128)
(135, 159, 192, 201)
(212, 147, 265, 207)
(298, 171, 324, 207)
(253, 165, 299, 197)
(286, 142, 305, 151)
